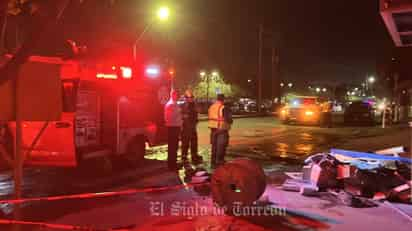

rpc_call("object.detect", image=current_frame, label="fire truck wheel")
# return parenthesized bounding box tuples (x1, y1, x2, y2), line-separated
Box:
(126, 135, 146, 167)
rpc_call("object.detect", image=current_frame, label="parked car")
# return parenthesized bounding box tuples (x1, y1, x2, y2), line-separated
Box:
(344, 101, 375, 126)
(244, 102, 258, 112)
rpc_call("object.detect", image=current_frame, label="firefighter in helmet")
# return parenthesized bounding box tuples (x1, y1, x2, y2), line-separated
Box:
(208, 94, 233, 167)
(181, 90, 203, 165)
(320, 101, 332, 127)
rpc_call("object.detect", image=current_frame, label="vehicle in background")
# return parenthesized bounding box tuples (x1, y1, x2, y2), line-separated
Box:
(279, 96, 321, 125)
(344, 101, 375, 126)
(244, 102, 257, 112)
(230, 102, 244, 114)
(332, 103, 343, 112)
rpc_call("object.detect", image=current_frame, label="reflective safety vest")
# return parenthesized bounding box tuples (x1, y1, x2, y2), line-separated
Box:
(208, 102, 231, 130)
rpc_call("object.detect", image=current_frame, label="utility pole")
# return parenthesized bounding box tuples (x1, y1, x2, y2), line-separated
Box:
(257, 24, 263, 113)
(271, 47, 279, 104)
(13, 74, 23, 231)
(206, 74, 210, 104)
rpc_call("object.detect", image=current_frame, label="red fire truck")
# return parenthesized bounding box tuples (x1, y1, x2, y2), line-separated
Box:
(0, 55, 171, 171)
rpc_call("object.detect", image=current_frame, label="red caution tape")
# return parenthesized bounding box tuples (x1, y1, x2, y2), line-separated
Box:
(0, 182, 210, 205)
(0, 218, 131, 231)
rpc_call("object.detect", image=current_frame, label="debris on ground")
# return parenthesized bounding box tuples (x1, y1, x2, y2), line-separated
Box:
(282, 147, 412, 207)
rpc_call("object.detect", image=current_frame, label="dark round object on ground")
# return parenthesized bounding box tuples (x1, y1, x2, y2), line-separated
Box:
(125, 135, 146, 167)
(211, 158, 266, 208)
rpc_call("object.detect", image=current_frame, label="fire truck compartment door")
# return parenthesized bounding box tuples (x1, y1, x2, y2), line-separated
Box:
(75, 91, 101, 148)
(0, 57, 62, 121)
(8, 113, 77, 167)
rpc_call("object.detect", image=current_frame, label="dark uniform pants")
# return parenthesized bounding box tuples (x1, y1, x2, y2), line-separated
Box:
(181, 127, 198, 161)
(167, 126, 180, 169)
(320, 112, 332, 127)
(210, 128, 229, 165)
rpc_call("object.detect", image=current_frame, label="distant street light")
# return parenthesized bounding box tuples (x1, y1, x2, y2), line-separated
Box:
(248, 79, 252, 83)
(201, 70, 219, 104)
(368, 76, 375, 84)
(288, 83, 293, 88)
(280, 83, 285, 87)
(316, 87, 321, 93)
(133, 6, 171, 61)
(322, 88, 327, 92)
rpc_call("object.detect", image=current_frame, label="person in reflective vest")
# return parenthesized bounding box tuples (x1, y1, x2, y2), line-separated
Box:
(208, 94, 233, 167)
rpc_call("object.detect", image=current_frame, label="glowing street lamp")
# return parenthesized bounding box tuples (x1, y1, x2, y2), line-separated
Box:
(212, 71, 219, 77)
(316, 87, 321, 93)
(200, 71, 206, 77)
(280, 83, 285, 87)
(322, 88, 327, 92)
(368, 76, 375, 83)
(288, 83, 293, 88)
(157, 7, 170, 21)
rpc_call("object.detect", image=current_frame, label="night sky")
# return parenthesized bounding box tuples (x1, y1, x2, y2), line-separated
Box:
(53, 0, 396, 88)
(116, 0, 394, 87)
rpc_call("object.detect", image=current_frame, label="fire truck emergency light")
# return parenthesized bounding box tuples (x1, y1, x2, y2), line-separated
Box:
(146, 67, 160, 78)
(120, 66, 132, 79)
(96, 73, 117, 79)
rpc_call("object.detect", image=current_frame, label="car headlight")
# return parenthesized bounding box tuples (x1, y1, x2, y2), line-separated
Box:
(305, 110, 314, 116)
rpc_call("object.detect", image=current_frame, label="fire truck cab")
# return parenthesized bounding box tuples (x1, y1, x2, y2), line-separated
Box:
(1, 55, 171, 169)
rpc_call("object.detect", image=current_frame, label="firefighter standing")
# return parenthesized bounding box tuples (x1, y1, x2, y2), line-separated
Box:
(208, 94, 233, 167)
(320, 101, 332, 127)
(181, 90, 203, 165)
(164, 90, 183, 170)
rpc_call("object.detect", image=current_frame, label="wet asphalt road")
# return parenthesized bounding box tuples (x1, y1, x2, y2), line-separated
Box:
(0, 116, 408, 229)
(1, 116, 407, 201)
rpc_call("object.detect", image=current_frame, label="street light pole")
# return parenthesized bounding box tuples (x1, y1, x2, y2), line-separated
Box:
(132, 6, 170, 62)
(133, 23, 152, 62)
(257, 24, 263, 113)
(206, 73, 210, 105)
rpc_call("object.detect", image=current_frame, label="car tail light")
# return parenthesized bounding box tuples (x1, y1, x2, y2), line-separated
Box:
(305, 110, 314, 116)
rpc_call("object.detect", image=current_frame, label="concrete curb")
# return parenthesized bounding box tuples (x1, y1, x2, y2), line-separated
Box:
(198, 113, 271, 121)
